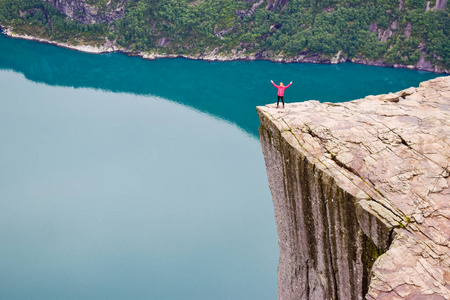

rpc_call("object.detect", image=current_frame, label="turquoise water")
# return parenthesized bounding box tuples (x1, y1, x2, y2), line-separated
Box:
(0, 34, 442, 136)
(0, 33, 442, 300)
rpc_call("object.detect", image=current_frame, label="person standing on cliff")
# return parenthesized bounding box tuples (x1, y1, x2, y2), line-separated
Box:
(271, 80, 292, 109)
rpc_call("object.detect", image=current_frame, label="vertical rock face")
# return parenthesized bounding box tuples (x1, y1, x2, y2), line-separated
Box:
(42, 0, 128, 24)
(257, 76, 450, 300)
(433, 0, 447, 10)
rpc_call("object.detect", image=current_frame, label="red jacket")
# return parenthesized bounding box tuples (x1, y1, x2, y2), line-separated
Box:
(272, 82, 291, 96)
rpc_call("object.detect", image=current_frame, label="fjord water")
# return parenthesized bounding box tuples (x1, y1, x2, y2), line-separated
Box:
(0, 33, 442, 300)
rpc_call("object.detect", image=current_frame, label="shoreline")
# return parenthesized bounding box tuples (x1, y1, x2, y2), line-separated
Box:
(1, 26, 448, 74)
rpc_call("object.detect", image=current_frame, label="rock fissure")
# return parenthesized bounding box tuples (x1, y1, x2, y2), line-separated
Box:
(327, 234, 339, 300)
(305, 262, 310, 299)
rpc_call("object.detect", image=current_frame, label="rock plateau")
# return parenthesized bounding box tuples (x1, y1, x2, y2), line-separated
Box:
(257, 76, 450, 299)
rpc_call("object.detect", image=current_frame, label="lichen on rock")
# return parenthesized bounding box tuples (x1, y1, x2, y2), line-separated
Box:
(257, 76, 450, 299)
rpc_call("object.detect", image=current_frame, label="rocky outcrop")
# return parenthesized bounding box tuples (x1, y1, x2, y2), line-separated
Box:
(42, 0, 128, 24)
(157, 37, 169, 47)
(236, 0, 265, 17)
(257, 76, 450, 299)
(267, 0, 289, 11)
(433, 0, 447, 10)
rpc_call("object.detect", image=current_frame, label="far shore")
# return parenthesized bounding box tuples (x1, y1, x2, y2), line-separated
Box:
(1, 26, 448, 74)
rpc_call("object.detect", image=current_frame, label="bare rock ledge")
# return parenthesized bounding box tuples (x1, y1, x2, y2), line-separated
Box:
(257, 76, 450, 300)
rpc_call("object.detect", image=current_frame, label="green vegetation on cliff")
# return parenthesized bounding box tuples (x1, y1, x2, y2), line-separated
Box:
(0, 0, 108, 44)
(0, 0, 449, 69)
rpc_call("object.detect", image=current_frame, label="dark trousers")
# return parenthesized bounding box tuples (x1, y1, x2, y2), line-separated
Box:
(277, 96, 284, 106)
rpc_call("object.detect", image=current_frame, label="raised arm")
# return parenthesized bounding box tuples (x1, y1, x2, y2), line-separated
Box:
(285, 81, 293, 88)
(270, 80, 279, 88)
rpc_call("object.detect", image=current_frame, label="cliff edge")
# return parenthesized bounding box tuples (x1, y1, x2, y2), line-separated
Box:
(257, 76, 450, 299)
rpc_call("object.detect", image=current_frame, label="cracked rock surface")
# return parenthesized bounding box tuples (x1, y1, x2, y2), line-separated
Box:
(257, 76, 450, 300)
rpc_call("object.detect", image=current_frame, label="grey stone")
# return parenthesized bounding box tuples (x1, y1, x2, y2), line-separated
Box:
(369, 21, 377, 33)
(433, 0, 447, 10)
(42, 0, 127, 24)
(405, 23, 412, 39)
(381, 92, 399, 102)
(157, 37, 169, 47)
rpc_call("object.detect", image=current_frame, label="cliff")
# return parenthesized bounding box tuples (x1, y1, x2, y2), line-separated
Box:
(257, 76, 450, 299)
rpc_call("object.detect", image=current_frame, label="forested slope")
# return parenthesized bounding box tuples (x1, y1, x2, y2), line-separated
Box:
(0, 0, 449, 71)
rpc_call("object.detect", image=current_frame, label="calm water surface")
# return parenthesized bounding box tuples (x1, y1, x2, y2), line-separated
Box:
(0, 33, 442, 300)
